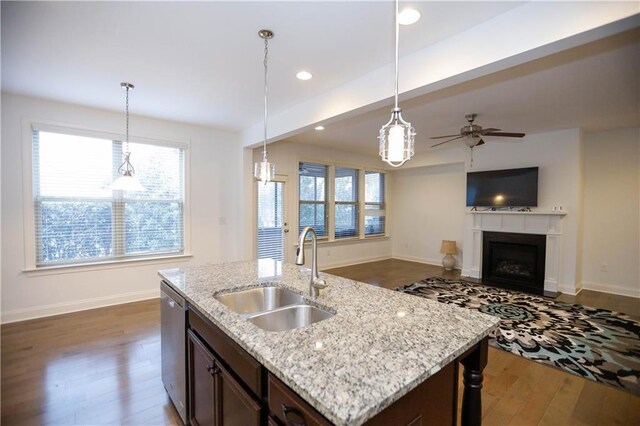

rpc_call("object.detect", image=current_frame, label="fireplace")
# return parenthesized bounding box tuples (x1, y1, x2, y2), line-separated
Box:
(482, 231, 546, 295)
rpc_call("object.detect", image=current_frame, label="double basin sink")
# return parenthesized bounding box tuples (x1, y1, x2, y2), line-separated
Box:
(215, 286, 334, 332)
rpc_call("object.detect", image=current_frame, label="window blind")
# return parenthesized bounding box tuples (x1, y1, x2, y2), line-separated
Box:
(299, 162, 327, 236)
(365, 171, 385, 235)
(335, 167, 358, 238)
(33, 130, 185, 266)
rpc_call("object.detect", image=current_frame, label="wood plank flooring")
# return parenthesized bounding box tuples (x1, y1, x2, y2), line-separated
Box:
(326, 259, 640, 426)
(1, 259, 638, 425)
(1, 300, 182, 425)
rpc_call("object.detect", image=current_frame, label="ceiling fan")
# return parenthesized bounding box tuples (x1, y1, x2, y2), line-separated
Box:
(430, 113, 525, 149)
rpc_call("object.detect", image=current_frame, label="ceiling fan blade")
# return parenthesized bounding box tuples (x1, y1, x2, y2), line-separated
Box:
(430, 134, 461, 139)
(483, 132, 525, 138)
(479, 128, 501, 134)
(431, 136, 463, 147)
(476, 139, 485, 146)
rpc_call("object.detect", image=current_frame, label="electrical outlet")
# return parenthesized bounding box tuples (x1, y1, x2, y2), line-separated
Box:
(326, 249, 331, 257)
(404, 243, 409, 249)
(218, 217, 226, 225)
(601, 263, 608, 272)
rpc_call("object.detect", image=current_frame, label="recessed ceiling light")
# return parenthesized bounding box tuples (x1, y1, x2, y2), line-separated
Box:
(314, 125, 324, 131)
(398, 8, 421, 26)
(296, 71, 313, 81)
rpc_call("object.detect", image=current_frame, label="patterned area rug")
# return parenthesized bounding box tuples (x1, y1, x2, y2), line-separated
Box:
(398, 277, 640, 395)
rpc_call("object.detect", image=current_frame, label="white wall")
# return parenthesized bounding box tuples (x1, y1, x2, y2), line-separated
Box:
(391, 163, 466, 268)
(1, 93, 243, 323)
(249, 141, 392, 269)
(581, 127, 639, 297)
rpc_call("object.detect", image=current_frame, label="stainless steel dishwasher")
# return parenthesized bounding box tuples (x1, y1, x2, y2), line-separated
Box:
(161, 281, 187, 424)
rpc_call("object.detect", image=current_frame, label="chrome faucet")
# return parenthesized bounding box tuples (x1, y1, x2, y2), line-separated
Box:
(295, 226, 327, 298)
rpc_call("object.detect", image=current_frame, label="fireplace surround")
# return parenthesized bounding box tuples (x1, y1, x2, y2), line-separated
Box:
(462, 211, 567, 296)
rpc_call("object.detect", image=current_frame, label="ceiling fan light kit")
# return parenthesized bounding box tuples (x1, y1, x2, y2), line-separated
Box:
(431, 113, 525, 148)
(379, 0, 415, 168)
(430, 113, 525, 167)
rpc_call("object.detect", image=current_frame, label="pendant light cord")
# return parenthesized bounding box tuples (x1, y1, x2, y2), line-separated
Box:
(125, 85, 131, 155)
(394, 0, 399, 110)
(263, 37, 269, 161)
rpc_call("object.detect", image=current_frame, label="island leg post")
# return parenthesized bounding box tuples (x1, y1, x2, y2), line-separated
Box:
(461, 337, 489, 426)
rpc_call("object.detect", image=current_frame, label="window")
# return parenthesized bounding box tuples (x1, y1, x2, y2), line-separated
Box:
(298, 162, 327, 236)
(365, 171, 385, 235)
(298, 163, 386, 241)
(32, 129, 185, 266)
(335, 167, 358, 238)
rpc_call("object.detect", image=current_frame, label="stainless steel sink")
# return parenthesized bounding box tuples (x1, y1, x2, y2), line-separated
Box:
(215, 286, 305, 316)
(247, 304, 335, 332)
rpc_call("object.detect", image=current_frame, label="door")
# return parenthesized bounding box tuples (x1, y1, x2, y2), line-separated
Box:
(216, 360, 261, 426)
(188, 330, 216, 426)
(256, 180, 288, 261)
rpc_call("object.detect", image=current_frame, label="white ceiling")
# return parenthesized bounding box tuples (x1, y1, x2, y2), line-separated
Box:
(283, 29, 640, 156)
(1, 1, 524, 131)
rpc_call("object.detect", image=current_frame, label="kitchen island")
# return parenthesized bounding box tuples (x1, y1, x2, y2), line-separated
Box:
(159, 259, 499, 426)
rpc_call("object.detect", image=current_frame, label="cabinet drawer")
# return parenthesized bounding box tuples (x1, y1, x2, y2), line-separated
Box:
(268, 374, 331, 426)
(188, 308, 262, 396)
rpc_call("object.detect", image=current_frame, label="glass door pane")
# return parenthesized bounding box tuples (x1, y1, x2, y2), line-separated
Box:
(256, 181, 286, 261)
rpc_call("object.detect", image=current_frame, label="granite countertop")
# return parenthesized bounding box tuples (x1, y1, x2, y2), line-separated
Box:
(159, 260, 499, 426)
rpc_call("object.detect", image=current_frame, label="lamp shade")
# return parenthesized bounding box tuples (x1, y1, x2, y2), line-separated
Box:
(440, 240, 457, 254)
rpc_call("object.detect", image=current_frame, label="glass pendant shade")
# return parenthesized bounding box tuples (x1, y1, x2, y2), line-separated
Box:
(110, 174, 145, 192)
(254, 159, 275, 183)
(379, 108, 415, 167)
(465, 134, 481, 148)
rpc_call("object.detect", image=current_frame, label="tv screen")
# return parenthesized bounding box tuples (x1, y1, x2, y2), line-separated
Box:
(466, 167, 538, 207)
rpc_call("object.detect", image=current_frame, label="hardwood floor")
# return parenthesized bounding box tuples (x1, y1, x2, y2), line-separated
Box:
(326, 259, 640, 426)
(1, 300, 182, 426)
(1, 259, 637, 425)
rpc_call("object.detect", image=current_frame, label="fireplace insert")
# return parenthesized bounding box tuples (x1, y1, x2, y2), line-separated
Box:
(482, 231, 546, 295)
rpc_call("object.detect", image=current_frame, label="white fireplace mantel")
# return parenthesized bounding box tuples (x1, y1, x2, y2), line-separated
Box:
(461, 211, 567, 294)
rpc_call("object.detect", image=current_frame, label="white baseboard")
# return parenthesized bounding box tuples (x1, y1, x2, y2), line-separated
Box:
(321, 254, 392, 270)
(557, 284, 582, 296)
(392, 254, 462, 270)
(1, 289, 160, 324)
(581, 281, 640, 298)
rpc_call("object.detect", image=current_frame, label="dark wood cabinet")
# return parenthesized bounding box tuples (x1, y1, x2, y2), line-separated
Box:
(187, 329, 261, 426)
(217, 361, 261, 425)
(268, 373, 331, 426)
(188, 329, 216, 426)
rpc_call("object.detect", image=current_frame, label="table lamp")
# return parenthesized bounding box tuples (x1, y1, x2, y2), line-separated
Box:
(440, 240, 457, 271)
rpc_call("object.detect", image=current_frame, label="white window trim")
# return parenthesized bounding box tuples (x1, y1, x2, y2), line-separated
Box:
(296, 158, 389, 245)
(22, 118, 192, 271)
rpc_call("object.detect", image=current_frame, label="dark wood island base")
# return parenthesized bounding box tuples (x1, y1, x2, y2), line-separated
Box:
(183, 299, 490, 426)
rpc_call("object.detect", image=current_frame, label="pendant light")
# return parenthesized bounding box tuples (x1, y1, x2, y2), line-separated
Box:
(254, 29, 276, 184)
(110, 82, 145, 192)
(379, 0, 415, 167)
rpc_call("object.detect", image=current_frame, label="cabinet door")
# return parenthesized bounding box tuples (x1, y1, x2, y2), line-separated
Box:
(188, 330, 216, 426)
(216, 361, 261, 426)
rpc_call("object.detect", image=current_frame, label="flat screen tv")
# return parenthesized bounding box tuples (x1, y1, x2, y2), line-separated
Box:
(466, 167, 538, 207)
